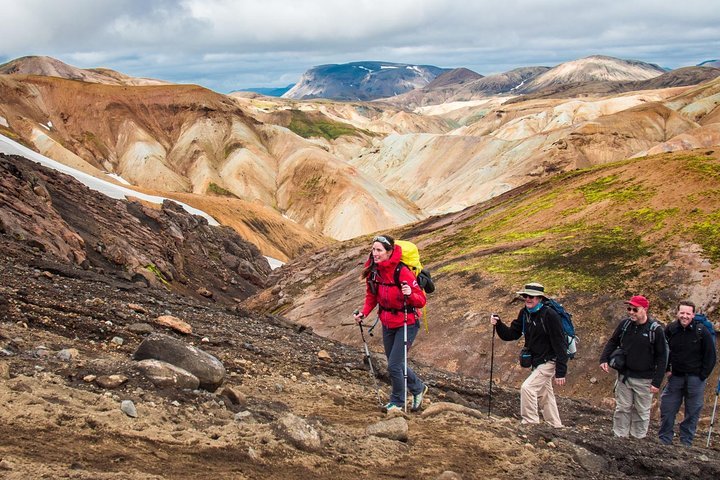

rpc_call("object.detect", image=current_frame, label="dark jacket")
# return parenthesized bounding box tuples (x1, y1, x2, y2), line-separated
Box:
(599, 317, 668, 388)
(361, 244, 426, 329)
(496, 304, 568, 379)
(665, 320, 716, 381)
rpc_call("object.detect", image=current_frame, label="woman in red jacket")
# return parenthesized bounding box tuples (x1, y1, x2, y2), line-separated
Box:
(354, 234, 428, 413)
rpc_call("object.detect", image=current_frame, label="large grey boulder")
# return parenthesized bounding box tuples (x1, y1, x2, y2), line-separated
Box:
(135, 359, 200, 390)
(133, 333, 225, 390)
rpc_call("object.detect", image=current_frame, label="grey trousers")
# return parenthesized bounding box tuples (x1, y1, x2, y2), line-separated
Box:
(613, 376, 653, 438)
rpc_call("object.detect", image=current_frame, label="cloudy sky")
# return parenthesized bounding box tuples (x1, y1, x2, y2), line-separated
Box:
(1, 0, 718, 93)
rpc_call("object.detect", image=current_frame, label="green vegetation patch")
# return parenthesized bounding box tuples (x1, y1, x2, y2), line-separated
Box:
(578, 175, 648, 204)
(690, 210, 720, 263)
(682, 154, 720, 179)
(437, 226, 648, 293)
(288, 109, 362, 140)
(145, 264, 170, 285)
(626, 207, 679, 231)
(207, 182, 236, 197)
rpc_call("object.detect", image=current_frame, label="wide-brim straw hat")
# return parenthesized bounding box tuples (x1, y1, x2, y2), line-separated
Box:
(516, 282, 547, 297)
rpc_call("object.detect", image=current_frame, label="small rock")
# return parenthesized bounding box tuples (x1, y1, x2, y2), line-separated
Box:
(274, 413, 322, 452)
(524, 443, 535, 450)
(366, 417, 408, 442)
(437, 471, 463, 480)
(56, 348, 80, 362)
(0, 459, 14, 470)
(154, 315, 192, 334)
(121, 400, 137, 418)
(128, 303, 148, 314)
(590, 377, 598, 384)
(0, 362, 11, 380)
(127, 323, 154, 335)
(547, 441, 557, 449)
(96, 374, 128, 389)
(220, 386, 246, 406)
(201, 337, 210, 343)
(699, 454, 710, 462)
(111, 337, 124, 346)
(317, 350, 332, 361)
(84, 298, 105, 307)
(234, 411, 252, 421)
(83, 375, 97, 383)
(197, 287, 213, 298)
(275, 383, 284, 393)
(171, 400, 181, 407)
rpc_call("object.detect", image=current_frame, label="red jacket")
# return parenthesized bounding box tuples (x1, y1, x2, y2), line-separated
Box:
(361, 244, 426, 328)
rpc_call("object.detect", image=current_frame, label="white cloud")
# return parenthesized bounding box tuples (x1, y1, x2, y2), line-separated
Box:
(0, 0, 718, 92)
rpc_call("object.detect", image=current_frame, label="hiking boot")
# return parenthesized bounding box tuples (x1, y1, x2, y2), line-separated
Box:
(384, 402, 402, 413)
(411, 385, 429, 411)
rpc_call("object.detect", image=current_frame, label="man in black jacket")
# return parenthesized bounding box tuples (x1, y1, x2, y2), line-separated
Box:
(599, 295, 668, 438)
(491, 282, 568, 428)
(658, 300, 716, 445)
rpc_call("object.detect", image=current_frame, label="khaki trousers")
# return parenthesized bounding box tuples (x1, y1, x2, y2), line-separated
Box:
(519, 361, 563, 428)
(613, 376, 653, 438)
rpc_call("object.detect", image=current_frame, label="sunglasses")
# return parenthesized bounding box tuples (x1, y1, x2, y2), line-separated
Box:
(521, 294, 539, 299)
(627, 306, 639, 313)
(372, 236, 392, 248)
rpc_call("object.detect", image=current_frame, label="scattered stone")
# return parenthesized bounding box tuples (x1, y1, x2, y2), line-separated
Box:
(83, 375, 97, 383)
(171, 400, 181, 407)
(274, 413, 322, 452)
(127, 323, 154, 335)
(121, 400, 137, 418)
(699, 454, 709, 462)
(128, 303, 148, 314)
(590, 377, 598, 384)
(197, 287, 213, 298)
(84, 298, 105, 307)
(111, 337, 124, 346)
(133, 333, 225, 390)
(572, 444, 608, 473)
(0, 459, 14, 470)
(437, 471, 463, 480)
(56, 348, 79, 362)
(96, 374, 128, 389)
(154, 315, 192, 334)
(317, 350, 332, 361)
(547, 441, 557, 449)
(220, 386, 246, 406)
(366, 416, 408, 442)
(234, 411, 252, 421)
(31, 346, 51, 358)
(201, 337, 210, 343)
(135, 359, 200, 389)
(0, 361, 10, 380)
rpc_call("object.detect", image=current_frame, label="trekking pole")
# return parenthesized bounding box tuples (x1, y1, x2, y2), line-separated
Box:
(707, 377, 720, 448)
(354, 310, 383, 407)
(489, 318, 497, 417)
(402, 282, 409, 414)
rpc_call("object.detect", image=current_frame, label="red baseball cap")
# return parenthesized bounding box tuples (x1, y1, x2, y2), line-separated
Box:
(624, 295, 649, 309)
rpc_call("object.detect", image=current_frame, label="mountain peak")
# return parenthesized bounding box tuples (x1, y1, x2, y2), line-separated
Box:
(0, 55, 169, 87)
(282, 61, 449, 101)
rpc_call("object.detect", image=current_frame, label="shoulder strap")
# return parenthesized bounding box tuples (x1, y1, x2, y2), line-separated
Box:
(393, 262, 413, 288)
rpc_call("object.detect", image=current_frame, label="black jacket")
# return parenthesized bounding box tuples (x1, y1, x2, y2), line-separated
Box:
(496, 305, 568, 378)
(665, 320, 716, 380)
(599, 317, 668, 388)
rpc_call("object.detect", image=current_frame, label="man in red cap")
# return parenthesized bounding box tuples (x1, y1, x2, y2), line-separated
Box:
(599, 295, 668, 438)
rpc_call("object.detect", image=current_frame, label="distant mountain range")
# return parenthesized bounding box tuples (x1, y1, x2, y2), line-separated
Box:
(282, 61, 448, 101)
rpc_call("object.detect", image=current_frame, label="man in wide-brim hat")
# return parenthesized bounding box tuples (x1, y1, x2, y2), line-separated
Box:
(490, 282, 568, 428)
